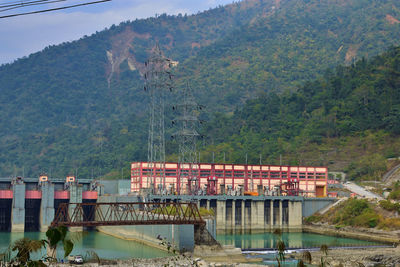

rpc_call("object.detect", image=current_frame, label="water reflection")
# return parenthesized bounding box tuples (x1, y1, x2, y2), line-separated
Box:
(217, 232, 383, 249)
(0, 231, 384, 263)
(0, 231, 170, 260)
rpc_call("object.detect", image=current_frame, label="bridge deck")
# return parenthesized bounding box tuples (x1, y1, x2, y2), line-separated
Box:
(51, 202, 205, 227)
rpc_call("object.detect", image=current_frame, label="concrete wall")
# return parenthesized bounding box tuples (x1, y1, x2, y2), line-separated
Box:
(205, 218, 216, 240)
(97, 195, 140, 203)
(11, 183, 25, 232)
(118, 180, 131, 195)
(99, 180, 131, 195)
(97, 224, 194, 252)
(302, 198, 336, 217)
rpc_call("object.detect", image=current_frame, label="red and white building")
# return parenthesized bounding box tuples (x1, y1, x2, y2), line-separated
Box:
(131, 162, 328, 197)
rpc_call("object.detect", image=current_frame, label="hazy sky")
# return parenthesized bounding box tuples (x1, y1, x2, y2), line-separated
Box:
(0, 0, 235, 65)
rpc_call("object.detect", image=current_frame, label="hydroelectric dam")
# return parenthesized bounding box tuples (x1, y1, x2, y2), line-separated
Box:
(0, 165, 335, 251)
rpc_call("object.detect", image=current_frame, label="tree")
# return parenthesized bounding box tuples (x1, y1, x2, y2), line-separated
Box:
(45, 226, 74, 260)
(11, 238, 46, 266)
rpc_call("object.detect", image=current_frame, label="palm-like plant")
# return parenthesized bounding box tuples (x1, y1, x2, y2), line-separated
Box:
(12, 238, 46, 265)
(320, 244, 328, 256)
(302, 250, 312, 264)
(276, 240, 286, 262)
(297, 259, 306, 267)
(319, 244, 329, 267)
(0, 245, 12, 263)
(46, 226, 74, 260)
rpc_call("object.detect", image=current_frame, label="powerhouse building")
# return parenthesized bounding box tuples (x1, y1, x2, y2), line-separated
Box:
(131, 162, 328, 197)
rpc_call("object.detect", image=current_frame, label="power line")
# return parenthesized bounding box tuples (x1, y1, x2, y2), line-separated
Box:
(0, 0, 67, 13)
(0, 0, 53, 9)
(0, 0, 111, 19)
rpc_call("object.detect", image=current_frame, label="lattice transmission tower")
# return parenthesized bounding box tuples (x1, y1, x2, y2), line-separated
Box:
(144, 44, 173, 193)
(173, 83, 203, 194)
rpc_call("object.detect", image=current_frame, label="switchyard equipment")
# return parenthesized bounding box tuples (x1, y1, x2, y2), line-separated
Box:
(207, 175, 218, 195)
(280, 178, 300, 196)
(131, 162, 328, 197)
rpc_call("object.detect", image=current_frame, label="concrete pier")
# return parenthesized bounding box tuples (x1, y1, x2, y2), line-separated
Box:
(69, 183, 83, 231)
(269, 200, 273, 228)
(288, 200, 302, 229)
(11, 182, 25, 232)
(40, 182, 55, 232)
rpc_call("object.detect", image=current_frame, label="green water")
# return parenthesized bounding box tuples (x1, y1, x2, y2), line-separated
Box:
(216, 231, 384, 250)
(0, 231, 384, 265)
(0, 231, 170, 260)
(217, 232, 385, 266)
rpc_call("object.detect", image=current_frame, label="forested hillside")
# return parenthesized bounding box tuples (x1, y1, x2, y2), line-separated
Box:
(0, 0, 400, 178)
(199, 47, 400, 181)
(179, 0, 400, 110)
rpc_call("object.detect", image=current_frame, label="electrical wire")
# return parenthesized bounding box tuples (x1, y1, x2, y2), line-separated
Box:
(0, 0, 66, 13)
(0, 0, 111, 18)
(0, 0, 59, 9)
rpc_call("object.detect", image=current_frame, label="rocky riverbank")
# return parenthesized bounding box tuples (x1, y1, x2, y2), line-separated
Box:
(44, 245, 264, 267)
(303, 223, 400, 243)
(47, 255, 265, 267)
(291, 246, 400, 267)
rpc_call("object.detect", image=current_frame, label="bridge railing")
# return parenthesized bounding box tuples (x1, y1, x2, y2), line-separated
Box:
(51, 202, 205, 227)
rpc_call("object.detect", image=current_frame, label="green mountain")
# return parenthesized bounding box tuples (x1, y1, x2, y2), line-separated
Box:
(200, 46, 400, 181)
(180, 0, 400, 110)
(0, 0, 400, 178)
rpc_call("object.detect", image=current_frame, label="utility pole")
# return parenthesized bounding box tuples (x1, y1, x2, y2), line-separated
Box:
(173, 83, 203, 194)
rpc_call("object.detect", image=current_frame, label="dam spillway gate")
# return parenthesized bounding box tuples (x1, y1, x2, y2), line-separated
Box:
(51, 202, 205, 227)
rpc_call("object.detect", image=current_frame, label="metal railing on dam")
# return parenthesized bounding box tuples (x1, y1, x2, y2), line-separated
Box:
(51, 202, 205, 227)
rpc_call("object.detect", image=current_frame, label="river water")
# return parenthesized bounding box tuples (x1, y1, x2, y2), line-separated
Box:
(217, 231, 384, 266)
(216, 231, 383, 250)
(0, 231, 384, 263)
(0, 231, 170, 260)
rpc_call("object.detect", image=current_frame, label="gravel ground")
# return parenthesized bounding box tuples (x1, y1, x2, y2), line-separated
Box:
(47, 255, 266, 267)
(291, 246, 400, 267)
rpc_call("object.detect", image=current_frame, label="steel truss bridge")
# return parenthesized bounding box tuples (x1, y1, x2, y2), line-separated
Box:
(51, 202, 205, 227)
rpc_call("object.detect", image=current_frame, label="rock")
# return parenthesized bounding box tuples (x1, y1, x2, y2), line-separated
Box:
(368, 255, 384, 262)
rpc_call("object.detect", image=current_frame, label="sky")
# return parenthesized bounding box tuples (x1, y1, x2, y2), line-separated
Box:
(0, 0, 235, 65)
